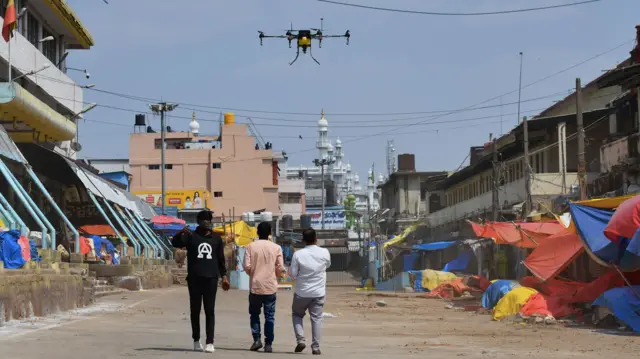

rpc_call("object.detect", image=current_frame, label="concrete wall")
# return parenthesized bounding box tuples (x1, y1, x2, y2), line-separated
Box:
(0, 270, 91, 324)
(376, 272, 410, 292)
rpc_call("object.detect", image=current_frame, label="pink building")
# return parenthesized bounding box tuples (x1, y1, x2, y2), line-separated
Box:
(129, 114, 279, 216)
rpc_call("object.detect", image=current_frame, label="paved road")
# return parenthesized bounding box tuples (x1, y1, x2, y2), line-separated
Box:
(0, 288, 411, 359)
(2, 287, 638, 358)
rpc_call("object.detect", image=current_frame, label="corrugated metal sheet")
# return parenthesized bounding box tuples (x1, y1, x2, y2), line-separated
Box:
(0, 125, 27, 163)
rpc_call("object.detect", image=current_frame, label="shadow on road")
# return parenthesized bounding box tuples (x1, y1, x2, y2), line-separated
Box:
(136, 347, 298, 354)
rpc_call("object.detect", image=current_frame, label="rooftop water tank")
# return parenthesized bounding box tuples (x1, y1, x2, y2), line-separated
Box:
(224, 112, 235, 125)
(261, 212, 273, 223)
(300, 214, 312, 229)
(281, 215, 293, 231)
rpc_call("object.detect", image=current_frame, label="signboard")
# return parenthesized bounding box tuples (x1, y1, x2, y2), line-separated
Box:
(132, 190, 210, 209)
(306, 209, 345, 230)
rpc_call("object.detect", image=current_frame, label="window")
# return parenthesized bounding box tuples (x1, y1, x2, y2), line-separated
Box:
(212, 163, 222, 169)
(41, 26, 57, 63)
(148, 165, 160, 170)
(279, 193, 301, 204)
(165, 164, 173, 169)
(26, 13, 39, 46)
(214, 191, 223, 198)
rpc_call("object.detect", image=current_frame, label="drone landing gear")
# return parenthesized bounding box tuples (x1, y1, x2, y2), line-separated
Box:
(289, 47, 300, 66)
(309, 45, 320, 65)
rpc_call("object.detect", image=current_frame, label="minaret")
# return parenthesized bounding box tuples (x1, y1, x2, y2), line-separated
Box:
(327, 142, 334, 180)
(190, 112, 200, 136)
(316, 109, 330, 159)
(367, 167, 375, 208)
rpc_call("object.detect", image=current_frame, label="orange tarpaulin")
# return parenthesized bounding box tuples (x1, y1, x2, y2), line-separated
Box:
(520, 293, 579, 319)
(79, 225, 117, 237)
(470, 221, 565, 248)
(523, 231, 585, 281)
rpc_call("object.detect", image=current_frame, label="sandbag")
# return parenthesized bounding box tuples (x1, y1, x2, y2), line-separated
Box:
(0, 230, 26, 269)
(492, 287, 538, 320)
(421, 269, 458, 291)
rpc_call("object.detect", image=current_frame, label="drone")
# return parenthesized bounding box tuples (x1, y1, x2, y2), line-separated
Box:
(258, 18, 350, 65)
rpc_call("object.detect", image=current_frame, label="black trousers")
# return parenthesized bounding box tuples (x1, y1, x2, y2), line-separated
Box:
(187, 276, 218, 344)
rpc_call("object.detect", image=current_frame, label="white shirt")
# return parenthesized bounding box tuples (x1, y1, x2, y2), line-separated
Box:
(290, 245, 331, 298)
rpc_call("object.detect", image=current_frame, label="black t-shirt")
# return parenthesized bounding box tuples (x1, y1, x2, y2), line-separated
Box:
(172, 228, 227, 279)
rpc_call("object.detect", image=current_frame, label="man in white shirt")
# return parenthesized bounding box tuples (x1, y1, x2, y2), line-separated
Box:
(290, 228, 331, 355)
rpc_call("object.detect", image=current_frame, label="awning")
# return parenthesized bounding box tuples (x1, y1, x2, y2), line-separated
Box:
(64, 159, 140, 214)
(523, 231, 584, 281)
(121, 189, 156, 219)
(413, 241, 457, 251)
(0, 125, 26, 163)
(0, 82, 76, 142)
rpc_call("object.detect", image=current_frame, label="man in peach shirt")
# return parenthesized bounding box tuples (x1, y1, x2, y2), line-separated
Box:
(243, 222, 285, 353)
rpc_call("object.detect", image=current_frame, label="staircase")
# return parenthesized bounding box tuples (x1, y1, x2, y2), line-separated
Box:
(88, 277, 127, 298)
(172, 267, 188, 286)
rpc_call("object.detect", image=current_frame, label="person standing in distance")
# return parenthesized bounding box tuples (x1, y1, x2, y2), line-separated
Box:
(290, 228, 331, 355)
(243, 221, 285, 353)
(172, 210, 230, 353)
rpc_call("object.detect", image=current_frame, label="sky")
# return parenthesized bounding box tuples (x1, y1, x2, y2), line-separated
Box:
(66, 0, 639, 179)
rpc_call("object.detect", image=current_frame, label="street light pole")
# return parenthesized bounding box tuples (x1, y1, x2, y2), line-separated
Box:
(150, 102, 178, 215)
(313, 157, 335, 230)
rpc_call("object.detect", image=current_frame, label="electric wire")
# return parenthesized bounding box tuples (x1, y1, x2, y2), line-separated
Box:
(317, 0, 604, 16)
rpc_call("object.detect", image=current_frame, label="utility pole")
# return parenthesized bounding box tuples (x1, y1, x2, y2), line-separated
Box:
(576, 78, 588, 200)
(149, 102, 178, 215)
(313, 157, 335, 229)
(523, 116, 532, 218)
(517, 52, 524, 126)
(491, 137, 499, 222)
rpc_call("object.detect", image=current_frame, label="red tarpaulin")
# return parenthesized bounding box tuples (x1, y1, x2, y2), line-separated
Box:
(151, 215, 186, 225)
(470, 221, 565, 248)
(523, 231, 585, 281)
(604, 194, 640, 242)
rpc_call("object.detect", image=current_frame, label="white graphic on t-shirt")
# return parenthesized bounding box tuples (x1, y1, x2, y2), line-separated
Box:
(197, 243, 213, 259)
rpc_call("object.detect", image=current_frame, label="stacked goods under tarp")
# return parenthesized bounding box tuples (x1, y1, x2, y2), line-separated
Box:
(425, 275, 491, 299)
(482, 280, 520, 310)
(0, 230, 25, 269)
(408, 269, 458, 292)
(593, 286, 640, 332)
(492, 287, 538, 320)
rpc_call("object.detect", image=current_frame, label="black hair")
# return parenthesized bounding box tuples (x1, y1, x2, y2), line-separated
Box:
(196, 210, 213, 222)
(302, 228, 317, 245)
(257, 221, 272, 239)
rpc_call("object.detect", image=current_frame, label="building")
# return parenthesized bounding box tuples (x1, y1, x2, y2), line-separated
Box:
(128, 113, 279, 217)
(378, 154, 448, 232)
(592, 27, 640, 196)
(0, 0, 93, 157)
(82, 158, 131, 190)
(426, 69, 622, 233)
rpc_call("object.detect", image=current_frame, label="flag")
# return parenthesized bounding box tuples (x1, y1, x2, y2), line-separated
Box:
(2, 0, 17, 43)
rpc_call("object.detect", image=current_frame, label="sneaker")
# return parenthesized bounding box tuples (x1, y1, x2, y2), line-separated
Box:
(250, 340, 263, 352)
(312, 349, 321, 355)
(264, 344, 273, 353)
(295, 343, 306, 353)
(194, 341, 204, 352)
(205, 344, 215, 353)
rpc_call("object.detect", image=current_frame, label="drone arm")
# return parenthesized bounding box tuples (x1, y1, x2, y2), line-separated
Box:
(289, 46, 300, 66)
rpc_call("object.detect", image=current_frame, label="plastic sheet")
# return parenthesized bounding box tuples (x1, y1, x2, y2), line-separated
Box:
(482, 280, 520, 310)
(420, 269, 458, 291)
(443, 251, 472, 273)
(520, 293, 579, 319)
(523, 231, 584, 281)
(570, 203, 619, 266)
(492, 287, 538, 320)
(592, 285, 640, 332)
(0, 230, 25, 269)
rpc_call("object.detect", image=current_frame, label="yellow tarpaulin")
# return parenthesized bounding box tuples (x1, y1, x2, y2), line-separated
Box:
(213, 221, 257, 247)
(492, 287, 538, 321)
(383, 224, 419, 249)
(421, 269, 458, 291)
(573, 195, 637, 209)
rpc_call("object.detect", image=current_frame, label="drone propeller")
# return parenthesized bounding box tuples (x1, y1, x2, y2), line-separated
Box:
(258, 30, 265, 45)
(345, 30, 350, 45)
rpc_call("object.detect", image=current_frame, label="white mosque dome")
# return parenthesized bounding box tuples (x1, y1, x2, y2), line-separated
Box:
(327, 143, 334, 153)
(335, 138, 342, 147)
(354, 173, 360, 182)
(346, 163, 352, 171)
(190, 116, 200, 134)
(378, 173, 385, 183)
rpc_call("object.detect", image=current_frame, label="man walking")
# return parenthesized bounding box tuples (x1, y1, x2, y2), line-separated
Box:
(290, 228, 331, 355)
(172, 210, 229, 353)
(243, 221, 285, 353)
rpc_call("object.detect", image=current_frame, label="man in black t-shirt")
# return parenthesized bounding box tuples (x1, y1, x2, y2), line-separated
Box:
(172, 210, 230, 353)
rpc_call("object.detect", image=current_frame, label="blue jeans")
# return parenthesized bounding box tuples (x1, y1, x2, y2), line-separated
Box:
(249, 293, 277, 344)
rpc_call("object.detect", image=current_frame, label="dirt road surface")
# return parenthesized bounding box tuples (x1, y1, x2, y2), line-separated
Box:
(1, 287, 638, 358)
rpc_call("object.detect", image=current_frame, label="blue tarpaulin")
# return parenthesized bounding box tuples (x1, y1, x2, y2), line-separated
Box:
(482, 280, 520, 309)
(152, 223, 184, 233)
(593, 285, 640, 332)
(0, 230, 25, 269)
(570, 203, 620, 266)
(91, 235, 118, 264)
(403, 253, 419, 271)
(407, 270, 425, 292)
(443, 250, 472, 273)
(413, 241, 457, 252)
